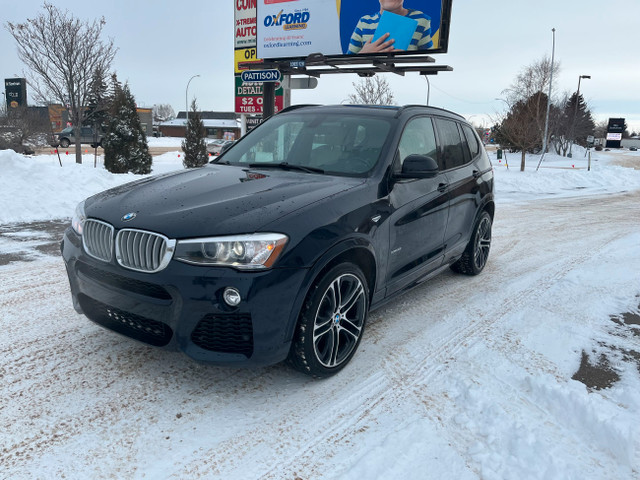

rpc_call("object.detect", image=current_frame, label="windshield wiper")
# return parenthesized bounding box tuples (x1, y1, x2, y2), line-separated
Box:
(248, 162, 324, 174)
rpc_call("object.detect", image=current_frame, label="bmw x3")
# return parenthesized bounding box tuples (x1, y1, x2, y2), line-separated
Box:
(61, 104, 494, 377)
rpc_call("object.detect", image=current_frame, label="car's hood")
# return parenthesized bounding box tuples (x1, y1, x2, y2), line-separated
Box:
(85, 164, 364, 238)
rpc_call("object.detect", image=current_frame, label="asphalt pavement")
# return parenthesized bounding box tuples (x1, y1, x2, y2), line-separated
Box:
(0, 219, 68, 266)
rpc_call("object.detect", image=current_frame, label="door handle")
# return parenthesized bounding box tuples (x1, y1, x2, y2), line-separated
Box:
(473, 170, 481, 179)
(437, 183, 449, 192)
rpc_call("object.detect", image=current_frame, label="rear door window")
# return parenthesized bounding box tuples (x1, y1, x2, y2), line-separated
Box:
(435, 119, 467, 170)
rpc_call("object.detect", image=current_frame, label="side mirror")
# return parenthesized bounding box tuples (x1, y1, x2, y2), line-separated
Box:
(397, 154, 439, 178)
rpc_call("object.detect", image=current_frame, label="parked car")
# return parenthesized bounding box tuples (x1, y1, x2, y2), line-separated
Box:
(206, 139, 234, 155)
(53, 126, 103, 148)
(61, 104, 495, 377)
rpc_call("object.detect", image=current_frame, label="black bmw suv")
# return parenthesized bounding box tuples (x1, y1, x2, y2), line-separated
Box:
(61, 104, 494, 377)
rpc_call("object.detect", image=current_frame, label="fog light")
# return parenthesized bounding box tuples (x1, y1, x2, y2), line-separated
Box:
(223, 287, 241, 307)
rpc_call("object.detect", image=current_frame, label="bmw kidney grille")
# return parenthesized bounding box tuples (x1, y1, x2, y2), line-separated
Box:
(82, 219, 114, 263)
(82, 219, 175, 272)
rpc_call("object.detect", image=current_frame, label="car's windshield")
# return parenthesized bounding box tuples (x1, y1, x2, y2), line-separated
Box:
(218, 112, 392, 176)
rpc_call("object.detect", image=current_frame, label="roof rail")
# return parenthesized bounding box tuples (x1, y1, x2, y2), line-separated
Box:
(276, 104, 320, 114)
(394, 104, 466, 120)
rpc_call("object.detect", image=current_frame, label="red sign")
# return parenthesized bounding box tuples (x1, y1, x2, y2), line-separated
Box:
(235, 76, 283, 114)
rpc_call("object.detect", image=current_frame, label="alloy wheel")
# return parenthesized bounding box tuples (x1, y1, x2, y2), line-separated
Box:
(312, 273, 366, 368)
(473, 216, 492, 271)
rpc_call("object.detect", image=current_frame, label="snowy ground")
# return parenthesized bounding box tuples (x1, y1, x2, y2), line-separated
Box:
(1, 146, 639, 479)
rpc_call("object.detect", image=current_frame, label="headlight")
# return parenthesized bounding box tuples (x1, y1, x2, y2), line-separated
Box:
(72, 200, 86, 235)
(174, 233, 288, 270)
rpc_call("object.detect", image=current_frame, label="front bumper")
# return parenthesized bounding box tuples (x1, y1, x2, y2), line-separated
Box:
(61, 227, 308, 367)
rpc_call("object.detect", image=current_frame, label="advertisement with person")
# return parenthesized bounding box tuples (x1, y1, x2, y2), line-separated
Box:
(256, 0, 450, 60)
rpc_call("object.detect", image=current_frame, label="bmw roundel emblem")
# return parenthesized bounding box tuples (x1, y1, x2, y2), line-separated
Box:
(122, 212, 137, 222)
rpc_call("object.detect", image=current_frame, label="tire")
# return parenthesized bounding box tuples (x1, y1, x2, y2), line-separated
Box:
(451, 211, 492, 275)
(288, 263, 369, 378)
(59, 138, 70, 148)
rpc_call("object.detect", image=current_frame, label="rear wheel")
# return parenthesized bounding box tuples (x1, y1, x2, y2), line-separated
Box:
(451, 211, 492, 275)
(288, 263, 369, 378)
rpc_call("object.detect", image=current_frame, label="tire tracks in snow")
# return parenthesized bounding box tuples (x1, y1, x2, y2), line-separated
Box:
(256, 191, 640, 479)
(1, 192, 639, 479)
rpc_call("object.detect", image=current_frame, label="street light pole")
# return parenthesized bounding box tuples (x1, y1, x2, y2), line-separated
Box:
(424, 76, 430, 106)
(541, 30, 556, 155)
(185, 74, 200, 124)
(568, 74, 590, 157)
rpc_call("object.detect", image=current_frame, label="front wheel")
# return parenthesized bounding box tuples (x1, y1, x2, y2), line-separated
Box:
(59, 138, 70, 148)
(288, 263, 369, 378)
(451, 211, 492, 275)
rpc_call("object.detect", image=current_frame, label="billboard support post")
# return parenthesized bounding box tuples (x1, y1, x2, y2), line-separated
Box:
(263, 81, 275, 119)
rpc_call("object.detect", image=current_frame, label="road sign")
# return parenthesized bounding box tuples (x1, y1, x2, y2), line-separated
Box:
(241, 69, 281, 83)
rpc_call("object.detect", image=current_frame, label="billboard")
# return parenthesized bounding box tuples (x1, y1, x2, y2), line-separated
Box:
(4, 78, 27, 108)
(605, 118, 625, 148)
(234, 1, 285, 115)
(235, 0, 263, 73)
(607, 118, 625, 133)
(256, 0, 451, 60)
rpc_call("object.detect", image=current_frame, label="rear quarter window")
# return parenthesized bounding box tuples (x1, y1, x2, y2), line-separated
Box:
(461, 124, 480, 158)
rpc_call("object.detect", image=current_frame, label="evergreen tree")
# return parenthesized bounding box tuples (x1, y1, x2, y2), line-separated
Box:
(564, 92, 595, 148)
(103, 77, 152, 174)
(181, 99, 208, 168)
(85, 67, 111, 137)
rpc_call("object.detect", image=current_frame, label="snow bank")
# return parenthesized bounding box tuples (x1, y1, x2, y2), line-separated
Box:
(1, 148, 639, 224)
(0, 149, 182, 223)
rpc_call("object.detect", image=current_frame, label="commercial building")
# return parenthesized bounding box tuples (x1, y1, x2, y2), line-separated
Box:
(158, 111, 241, 140)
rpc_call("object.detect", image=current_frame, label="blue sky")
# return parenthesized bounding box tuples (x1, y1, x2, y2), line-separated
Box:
(2, 0, 639, 131)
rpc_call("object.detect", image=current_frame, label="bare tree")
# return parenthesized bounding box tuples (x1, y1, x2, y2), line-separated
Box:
(0, 106, 49, 153)
(347, 76, 395, 105)
(593, 119, 608, 140)
(6, 3, 117, 164)
(497, 57, 561, 170)
(152, 104, 176, 123)
(497, 94, 549, 171)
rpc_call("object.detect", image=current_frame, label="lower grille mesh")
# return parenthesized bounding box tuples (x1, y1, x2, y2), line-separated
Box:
(191, 314, 253, 357)
(78, 294, 173, 347)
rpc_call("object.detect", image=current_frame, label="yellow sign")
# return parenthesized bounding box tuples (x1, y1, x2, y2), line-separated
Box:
(234, 48, 262, 74)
